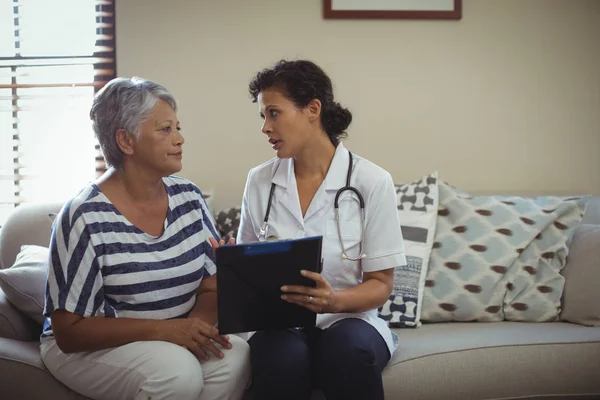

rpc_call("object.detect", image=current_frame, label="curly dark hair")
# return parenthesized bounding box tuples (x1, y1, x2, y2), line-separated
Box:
(248, 59, 352, 147)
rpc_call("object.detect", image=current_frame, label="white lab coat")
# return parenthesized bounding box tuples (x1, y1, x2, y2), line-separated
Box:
(237, 143, 407, 356)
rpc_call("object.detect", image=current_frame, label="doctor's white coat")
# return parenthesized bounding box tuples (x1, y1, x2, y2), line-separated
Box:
(236, 143, 407, 356)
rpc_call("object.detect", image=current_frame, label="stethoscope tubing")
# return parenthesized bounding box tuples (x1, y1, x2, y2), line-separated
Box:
(259, 150, 366, 260)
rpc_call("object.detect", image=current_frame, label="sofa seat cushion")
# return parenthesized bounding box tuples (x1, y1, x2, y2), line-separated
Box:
(385, 322, 600, 400)
(0, 338, 89, 399)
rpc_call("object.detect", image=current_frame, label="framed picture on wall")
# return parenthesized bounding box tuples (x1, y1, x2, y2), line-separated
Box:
(323, 0, 462, 20)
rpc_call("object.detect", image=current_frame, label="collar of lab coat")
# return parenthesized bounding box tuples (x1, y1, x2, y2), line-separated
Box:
(268, 142, 351, 225)
(270, 142, 351, 191)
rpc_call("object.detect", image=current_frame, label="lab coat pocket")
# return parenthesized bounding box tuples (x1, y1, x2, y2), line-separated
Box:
(325, 220, 362, 273)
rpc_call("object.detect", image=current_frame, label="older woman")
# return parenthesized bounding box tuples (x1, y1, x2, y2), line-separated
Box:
(40, 77, 250, 400)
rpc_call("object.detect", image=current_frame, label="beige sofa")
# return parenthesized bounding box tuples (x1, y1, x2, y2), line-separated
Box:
(1, 199, 599, 400)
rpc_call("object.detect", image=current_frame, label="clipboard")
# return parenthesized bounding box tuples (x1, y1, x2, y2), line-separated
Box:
(215, 236, 323, 335)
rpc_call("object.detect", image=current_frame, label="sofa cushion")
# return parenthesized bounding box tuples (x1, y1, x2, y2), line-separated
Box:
(385, 322, 600, 399)
(0, 245, 49, 325)
(421, 181, 588, 323)
(560, 224, 600, 327)
(378, 172, 438, 328)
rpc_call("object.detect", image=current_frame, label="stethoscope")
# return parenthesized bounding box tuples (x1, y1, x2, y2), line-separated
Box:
(259, 150, 367, 261)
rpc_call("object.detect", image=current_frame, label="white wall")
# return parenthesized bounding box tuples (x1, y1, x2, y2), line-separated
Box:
(116, 0, 600, 211)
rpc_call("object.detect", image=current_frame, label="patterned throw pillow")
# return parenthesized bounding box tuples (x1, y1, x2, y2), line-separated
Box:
(421, 181, 589, 323)
(215, 207, 241, 240)
(378, 172, 439, 327)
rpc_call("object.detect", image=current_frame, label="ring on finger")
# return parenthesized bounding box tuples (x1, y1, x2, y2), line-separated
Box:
(308, 296, 313, 303)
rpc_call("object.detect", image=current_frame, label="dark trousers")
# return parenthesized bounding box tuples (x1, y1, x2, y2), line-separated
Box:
(248, 318, 390, 400)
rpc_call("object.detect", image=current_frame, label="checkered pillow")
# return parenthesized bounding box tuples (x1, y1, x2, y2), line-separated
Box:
(378, 172, 439, 328)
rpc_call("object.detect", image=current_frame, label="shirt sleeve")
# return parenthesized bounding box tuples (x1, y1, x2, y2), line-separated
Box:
(237, 169, 260, 244)
(44, 203, 106, 318)
(361, 172, 407, 272)
(195, 186, 220, 277)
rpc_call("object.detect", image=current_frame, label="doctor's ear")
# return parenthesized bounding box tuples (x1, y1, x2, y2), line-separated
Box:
(305, 99, 322, 122)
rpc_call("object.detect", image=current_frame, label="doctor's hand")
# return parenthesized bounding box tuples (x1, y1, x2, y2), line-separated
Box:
(280, 270, 340, 314)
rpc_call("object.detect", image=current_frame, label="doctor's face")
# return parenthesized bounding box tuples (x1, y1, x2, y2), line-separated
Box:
(257, 89, 312, 159)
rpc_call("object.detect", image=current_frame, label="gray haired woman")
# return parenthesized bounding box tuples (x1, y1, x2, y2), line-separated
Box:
(40, 77, 250, 400)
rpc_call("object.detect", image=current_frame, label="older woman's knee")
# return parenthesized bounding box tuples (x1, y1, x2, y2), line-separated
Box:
(222, 335, 251, 381)
(139, 343, 204, 399)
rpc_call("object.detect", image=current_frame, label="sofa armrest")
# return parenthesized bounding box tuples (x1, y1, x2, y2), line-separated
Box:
(0, 289, 39, 341)
(0, 337, 88, 399)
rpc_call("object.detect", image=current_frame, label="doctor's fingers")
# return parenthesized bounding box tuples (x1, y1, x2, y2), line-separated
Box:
(281, 293, 324, 305)
(282, 296, 325, 313)
(299, 269, 327, 284)
(280, 285, 323, 296)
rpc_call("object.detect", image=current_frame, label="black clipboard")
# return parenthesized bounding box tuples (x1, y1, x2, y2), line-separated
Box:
(215, 236, 323, 335)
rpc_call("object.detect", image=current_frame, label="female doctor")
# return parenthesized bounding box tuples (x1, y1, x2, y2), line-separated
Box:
(236, 59, 406, 400)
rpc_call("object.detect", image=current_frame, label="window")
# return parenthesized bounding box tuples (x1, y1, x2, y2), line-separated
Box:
(0, 0, 115, 226)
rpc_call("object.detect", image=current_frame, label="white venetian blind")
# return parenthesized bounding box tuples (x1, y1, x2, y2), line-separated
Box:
(0, 0, 115, 226)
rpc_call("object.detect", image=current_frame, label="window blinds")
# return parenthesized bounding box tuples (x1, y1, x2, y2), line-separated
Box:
(0, 0, 116, 225)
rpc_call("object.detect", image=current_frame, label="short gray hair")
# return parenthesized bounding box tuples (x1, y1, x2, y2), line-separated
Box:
(90, 77, 178, 169)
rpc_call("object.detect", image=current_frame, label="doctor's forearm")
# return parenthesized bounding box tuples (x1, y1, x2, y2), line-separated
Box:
(334, 279, 392, 313)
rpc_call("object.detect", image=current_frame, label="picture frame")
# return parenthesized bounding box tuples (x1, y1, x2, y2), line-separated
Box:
(323, 0, 462, 20)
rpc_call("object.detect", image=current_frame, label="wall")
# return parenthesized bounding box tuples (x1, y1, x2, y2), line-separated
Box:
(116, 0, 600, 210)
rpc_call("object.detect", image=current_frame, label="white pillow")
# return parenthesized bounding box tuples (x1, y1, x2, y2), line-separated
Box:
(0, 245, 49, 325)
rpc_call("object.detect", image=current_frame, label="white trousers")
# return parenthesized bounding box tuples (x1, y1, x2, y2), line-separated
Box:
(40, 336, 251, 400)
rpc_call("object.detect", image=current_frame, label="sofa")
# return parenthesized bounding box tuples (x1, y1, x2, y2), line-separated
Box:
(1, 194, 599, 400)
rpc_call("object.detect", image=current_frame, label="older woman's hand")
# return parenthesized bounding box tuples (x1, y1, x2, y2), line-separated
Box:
(209, 236, 236, 251)
(155, 317, 232, 361)
(280, 270, 340, 314)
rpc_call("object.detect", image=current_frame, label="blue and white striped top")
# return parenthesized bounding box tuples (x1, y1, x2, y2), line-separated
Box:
(41, 176, 218, 340)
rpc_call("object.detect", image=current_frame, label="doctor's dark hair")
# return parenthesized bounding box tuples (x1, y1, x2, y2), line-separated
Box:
(248, 59, 352, 147)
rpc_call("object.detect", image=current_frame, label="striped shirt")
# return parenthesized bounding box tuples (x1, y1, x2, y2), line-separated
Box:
(41, 176, 218, 339)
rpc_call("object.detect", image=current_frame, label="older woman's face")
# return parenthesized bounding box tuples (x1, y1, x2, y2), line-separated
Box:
(132, 99, 184, 175)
